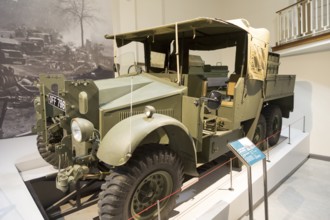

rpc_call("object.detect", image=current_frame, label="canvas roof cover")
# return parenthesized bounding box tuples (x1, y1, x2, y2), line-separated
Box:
(105, 17, 252, 46)
(105, 17, 270, 80)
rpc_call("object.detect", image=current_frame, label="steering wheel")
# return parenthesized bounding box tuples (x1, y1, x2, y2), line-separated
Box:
(127, 65, 143, 74)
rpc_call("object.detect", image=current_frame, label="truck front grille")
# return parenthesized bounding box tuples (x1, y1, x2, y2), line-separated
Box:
(119, 108, 174, 120)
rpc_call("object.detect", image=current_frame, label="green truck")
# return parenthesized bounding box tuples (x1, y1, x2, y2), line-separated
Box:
(34, 17, 295, 219)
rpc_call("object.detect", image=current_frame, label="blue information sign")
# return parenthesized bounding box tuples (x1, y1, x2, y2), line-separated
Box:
(228, 137, 265, 166)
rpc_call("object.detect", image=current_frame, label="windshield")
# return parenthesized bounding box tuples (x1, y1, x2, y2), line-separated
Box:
(189, 47, 236, 75)
(113, 35, 244, 80)
(114, 43, 146, 77)
(110, 18, 250, 81)
(115, 52, 135, 76)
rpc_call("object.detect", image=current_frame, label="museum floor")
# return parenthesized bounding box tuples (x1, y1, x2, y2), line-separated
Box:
(0, 130, 317, 220)
(241, 158, 330, 220)
(59, 158, 330, 220)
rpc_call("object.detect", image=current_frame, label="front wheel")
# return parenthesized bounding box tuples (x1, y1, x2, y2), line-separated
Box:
(98, 144, 184, 220)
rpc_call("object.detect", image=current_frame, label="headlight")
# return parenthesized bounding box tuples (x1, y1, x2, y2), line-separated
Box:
(71, 118, 94, 142)
(144, 105, 156, 118)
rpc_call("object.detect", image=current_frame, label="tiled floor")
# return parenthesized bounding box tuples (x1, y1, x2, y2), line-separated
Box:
(242, 158, 330, 220)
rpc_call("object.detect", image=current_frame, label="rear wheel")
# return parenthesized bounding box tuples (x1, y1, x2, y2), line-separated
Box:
(98, 144, 184, 220)
(252, 114, 267, 150)
(264, 105, 282, 146)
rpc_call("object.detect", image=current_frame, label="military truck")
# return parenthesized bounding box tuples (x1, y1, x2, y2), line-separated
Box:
(34, 17, 295, 220)
(0, 38, 25, 65)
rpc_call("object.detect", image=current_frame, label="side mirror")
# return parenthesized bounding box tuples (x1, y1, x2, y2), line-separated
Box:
(206, 90, 222, 110)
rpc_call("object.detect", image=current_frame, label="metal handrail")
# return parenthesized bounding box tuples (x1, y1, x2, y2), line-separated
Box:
(276, 0, 330, 46)
(276, 0, 306, 13)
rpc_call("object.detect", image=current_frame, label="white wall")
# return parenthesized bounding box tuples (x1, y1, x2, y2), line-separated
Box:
(212, 0, 330, 157)
(280, 51, 330, 156)
(110, 0, 330, 157)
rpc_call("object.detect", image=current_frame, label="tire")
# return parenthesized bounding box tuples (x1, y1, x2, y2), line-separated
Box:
(37, 134, 59, 166)
(98, 144, 184, 220)
(252, 114, 267, 150)
(263, 105, 282, 146)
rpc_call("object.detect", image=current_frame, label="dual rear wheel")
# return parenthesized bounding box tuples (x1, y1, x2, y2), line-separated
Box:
(253, 105, 282, 150)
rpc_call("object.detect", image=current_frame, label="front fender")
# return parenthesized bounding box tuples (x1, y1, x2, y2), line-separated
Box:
(97, 113, 198, 175)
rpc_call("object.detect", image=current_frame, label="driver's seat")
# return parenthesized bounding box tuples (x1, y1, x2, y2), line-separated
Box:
(221, 74, 239, 107)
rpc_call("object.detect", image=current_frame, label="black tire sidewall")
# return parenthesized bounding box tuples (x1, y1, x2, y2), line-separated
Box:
(253, 114, 267, 150)
(264, 105, 282, 146)
(98, 145, 183, 220)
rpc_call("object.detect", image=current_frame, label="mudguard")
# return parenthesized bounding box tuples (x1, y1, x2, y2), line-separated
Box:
(97, 113, 198, 176)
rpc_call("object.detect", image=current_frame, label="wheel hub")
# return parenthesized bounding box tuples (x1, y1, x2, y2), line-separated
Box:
(131, 171, 173, 218)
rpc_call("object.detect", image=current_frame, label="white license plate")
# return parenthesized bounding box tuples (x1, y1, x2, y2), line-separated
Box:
(48, 93, 66, 111)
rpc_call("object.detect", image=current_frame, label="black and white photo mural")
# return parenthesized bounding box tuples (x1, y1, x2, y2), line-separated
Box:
(0, 0, 113, 138)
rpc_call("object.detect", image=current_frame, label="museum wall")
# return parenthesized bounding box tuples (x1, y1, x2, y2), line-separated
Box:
(212, 0, 330, 157)
(280, 51, 330, 157)
(111, 0, 330, 157)
(200, 2, 330, 158)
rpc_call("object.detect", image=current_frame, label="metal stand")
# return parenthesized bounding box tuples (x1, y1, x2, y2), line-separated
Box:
(46, 180, 100, 219)
(25, 174, 103, 220)
(288, 124, 291, 144)
(303, 116, 306, 133)
(263, 158, 269, 220)
(266, 139, 271, 162)
(246, 166, 254, 220)
(229, 158, 234, 191)
(246, 158, 269, 220)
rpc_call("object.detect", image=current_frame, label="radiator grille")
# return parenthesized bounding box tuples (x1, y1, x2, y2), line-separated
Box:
(119, 108, 174, 120)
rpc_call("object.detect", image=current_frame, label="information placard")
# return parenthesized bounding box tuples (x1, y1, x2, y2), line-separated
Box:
(228, 137, 265, 166)
(227, 137, 268, 220)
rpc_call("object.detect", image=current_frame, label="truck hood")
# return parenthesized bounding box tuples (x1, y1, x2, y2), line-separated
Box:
(95, 73, 186, 111)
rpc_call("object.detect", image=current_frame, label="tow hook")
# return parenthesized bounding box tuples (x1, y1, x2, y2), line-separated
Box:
(56, 165, 89, 192)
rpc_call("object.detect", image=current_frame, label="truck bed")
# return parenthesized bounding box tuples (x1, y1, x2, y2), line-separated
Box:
(264, 74, 296, 101)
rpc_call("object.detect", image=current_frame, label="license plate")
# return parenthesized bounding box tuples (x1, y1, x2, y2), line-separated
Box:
(48, 93, 66, 111)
